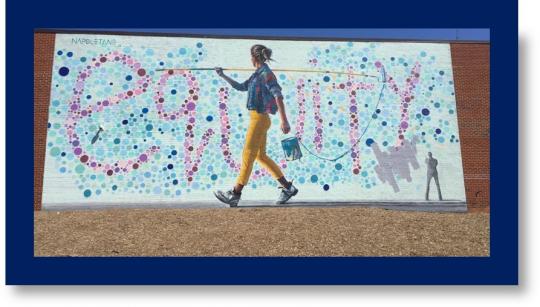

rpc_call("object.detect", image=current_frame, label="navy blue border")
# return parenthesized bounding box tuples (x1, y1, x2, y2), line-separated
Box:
(7, 0, 517, 284)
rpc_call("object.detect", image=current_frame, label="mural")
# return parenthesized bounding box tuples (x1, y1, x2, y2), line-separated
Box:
(42, 34, 466, 205)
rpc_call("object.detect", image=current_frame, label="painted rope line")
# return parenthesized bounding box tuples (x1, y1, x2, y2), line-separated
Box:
(156, 67, 380, 78)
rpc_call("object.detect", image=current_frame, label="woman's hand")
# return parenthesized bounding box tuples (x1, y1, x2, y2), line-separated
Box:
(281, 120, 291, 134)
(214, 67, 225, 77)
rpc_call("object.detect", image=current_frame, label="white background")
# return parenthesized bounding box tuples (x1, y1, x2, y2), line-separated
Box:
(1, 2, 539, 306)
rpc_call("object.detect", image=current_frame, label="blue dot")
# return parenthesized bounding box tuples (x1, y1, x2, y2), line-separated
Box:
(171, 89, 177, 95)
(323, 184, 330, 191)
(179, 48, 187, 55)
(422, 108, 430, 116)
(146, 124, 153, 131)
(435, 128, 442, 134)
(206, 115, 213, 122)
(122, 119, 128, 125)
(299, 177, 306, 184)
(86, 95, 91, 99)
(167, 164, 174, 170)
(323, 76, 330, 82)
(310, 175, 318, 183)
(171, 150, 177, 155)
(173, 179, 178, 185)
(83, 189, 92, 197)
(67, 51, 73, 57)
(439, 70, 445, 75)
(366, 138, 374, 147)
(58, 67, 69, 76)
(211, 174, 218, 181)
(57, 50, 63, 55)
(126, 75, 132, 81)
(362, 57, 368, 62)
(382, 121, 387, 126)
(279, 74, 286, 80)
(159, 61, 164, 66)
(142, 108, 148, 113)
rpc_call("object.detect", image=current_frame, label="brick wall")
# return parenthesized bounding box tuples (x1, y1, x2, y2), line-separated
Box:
(450, 44, 490, 212)
(33, 32, 490, 211)
(34, 32, 55, 211)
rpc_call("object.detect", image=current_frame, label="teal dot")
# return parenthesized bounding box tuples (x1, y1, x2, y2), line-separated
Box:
(59, 167, 66, 173)
(83, 189, 92, 197)
(310, 175, 318, 183)
(434, 102, 441, 108)
(114, 138, 121, 144)
(361, 171, 368, 177)
(75, 164, 85, 174)
(52, 100, 60, 107)
(146, 124, 153, 131)
(179, 48, 187, 55)
(112, 185, 117, 191)
(335, 163, 342, 170)
(50, 147, 61, 156)
(438, 137, 445, 143)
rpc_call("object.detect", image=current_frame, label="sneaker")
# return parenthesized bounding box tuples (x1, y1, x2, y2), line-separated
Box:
(213, 189, 241, 207)
(276, 182, 298, 204)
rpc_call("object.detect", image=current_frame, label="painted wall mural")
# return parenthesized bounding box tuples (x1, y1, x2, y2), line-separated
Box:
(42, 34, 466, 205)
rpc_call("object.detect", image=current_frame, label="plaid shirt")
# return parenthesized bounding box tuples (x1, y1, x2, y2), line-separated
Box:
(229, 63, 283, 115)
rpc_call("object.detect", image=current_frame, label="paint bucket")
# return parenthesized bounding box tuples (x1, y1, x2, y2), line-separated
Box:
(281, 136, 303, 161)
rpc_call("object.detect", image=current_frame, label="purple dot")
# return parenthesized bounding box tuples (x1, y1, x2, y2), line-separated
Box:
(139, 154, 148, 162)
(74, 147, 82, 155)
(400, 121, 409, 129)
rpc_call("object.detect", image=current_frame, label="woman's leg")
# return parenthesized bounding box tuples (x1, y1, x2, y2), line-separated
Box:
(255, 116, 291, 189)
(234, 112, 269, 193)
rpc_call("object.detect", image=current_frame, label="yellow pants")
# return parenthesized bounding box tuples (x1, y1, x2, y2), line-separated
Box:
(236, 111, 284, 185)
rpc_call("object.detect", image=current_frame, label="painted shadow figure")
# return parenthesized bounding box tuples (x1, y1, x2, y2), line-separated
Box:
(425, 152, 443, 201)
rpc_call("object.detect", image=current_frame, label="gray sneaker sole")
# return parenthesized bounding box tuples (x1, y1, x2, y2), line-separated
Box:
(213, 191, 239, 207)
(275, 188, 298, 205)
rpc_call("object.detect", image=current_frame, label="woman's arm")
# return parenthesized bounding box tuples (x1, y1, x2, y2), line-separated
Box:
(263, 71, 290, 134)
(215, 67, 248, 91)
(276, 96, 291, 134)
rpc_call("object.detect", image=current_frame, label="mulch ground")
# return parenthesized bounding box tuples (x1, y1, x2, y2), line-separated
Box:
(34, 207, 489, 256)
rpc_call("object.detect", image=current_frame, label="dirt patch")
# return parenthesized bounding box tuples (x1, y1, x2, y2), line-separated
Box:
(34, 207, 489, 256)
